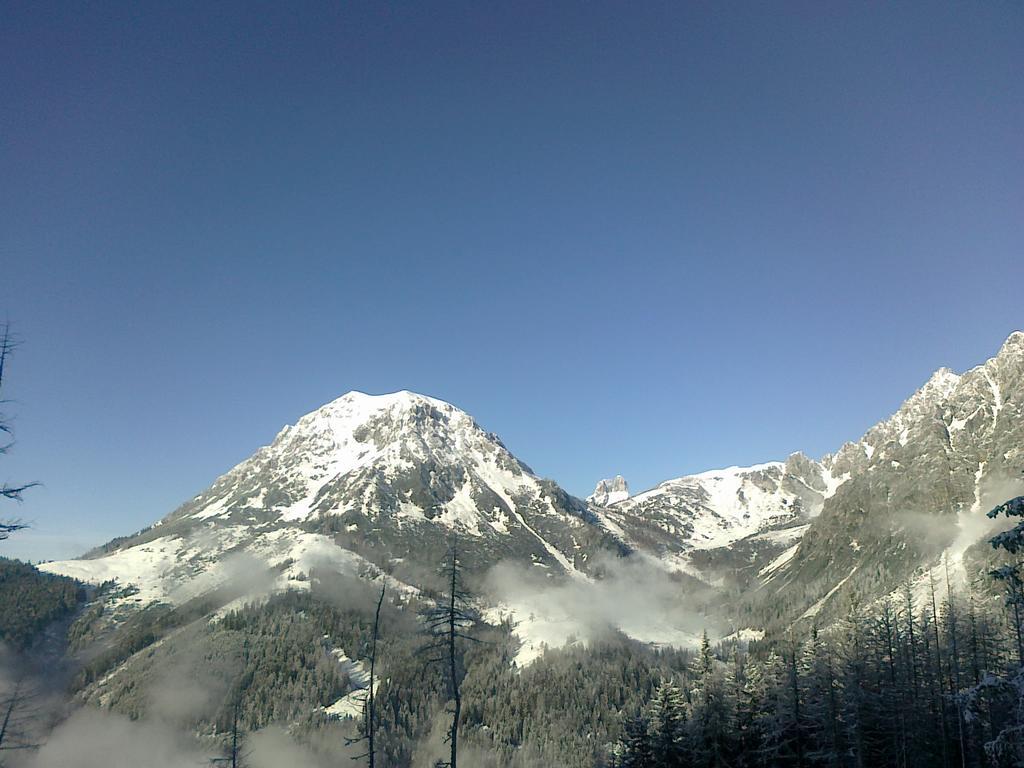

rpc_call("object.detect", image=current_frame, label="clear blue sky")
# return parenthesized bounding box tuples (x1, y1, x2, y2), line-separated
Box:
(2, 2, 1022, 562)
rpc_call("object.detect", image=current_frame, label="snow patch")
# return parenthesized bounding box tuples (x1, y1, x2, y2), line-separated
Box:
(759, 543, 800, 579)
(322, 648, 377, 720)
(801, 566, 858, 619)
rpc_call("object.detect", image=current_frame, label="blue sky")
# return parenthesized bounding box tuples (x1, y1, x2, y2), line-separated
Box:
(1, 2, 1022, 561)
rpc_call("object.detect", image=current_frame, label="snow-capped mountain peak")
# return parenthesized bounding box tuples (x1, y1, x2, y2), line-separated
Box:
(587, 475, 630, 506)
(998, 329, 1024, 355)
(42, 389, 609, 618)
(178, 389, 524, 527)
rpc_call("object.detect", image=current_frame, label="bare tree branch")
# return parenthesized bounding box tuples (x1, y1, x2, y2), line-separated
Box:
(345, 578, 386, 767)
(0, 321, 36, 537)
(418, 533, 479, 768)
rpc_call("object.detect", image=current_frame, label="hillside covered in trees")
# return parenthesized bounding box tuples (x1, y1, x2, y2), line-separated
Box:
(0, 558, 83, 649)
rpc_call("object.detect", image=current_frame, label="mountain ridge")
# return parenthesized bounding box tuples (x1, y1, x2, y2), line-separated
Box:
(40, 332, 1024, 651)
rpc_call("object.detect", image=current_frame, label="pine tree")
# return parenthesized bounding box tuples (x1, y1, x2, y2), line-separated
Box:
(689, 631, 734, 768)
(988, 493, 1024, 667)
(958, 490, 1024, 764)
(786, 642, 805, 768)
(839, 597, 871, 768)
(613, 713, 654, 768)
(736, 652, 770, 768)
(877, 596, 909, 768)
(647, 680, 688, 768)
(755, 649, 794, 767)
(213, 639, 252, 768)
(800, 627, 844, 767)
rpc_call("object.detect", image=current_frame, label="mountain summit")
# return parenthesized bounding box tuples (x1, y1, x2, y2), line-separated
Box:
(44, 391, 623, 612)
(587, 475, 630, 506)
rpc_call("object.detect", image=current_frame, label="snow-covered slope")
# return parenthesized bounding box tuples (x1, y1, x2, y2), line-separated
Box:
(595, 453, 841, 571)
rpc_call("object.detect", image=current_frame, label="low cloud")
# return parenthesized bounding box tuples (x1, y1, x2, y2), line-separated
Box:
(484, 552, 720, 661)
(247, 726, 344, 768)
(169, 551, 281, 605)
(22, 708, 206, 768)
(952, 472, 1024, 562)
(145, 648, 229, 727)
(411, 713, 536, 768)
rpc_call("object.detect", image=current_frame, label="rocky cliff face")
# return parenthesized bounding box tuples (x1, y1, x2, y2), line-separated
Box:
(754, 332, 1024, 627)
(588, 476, 630, 506)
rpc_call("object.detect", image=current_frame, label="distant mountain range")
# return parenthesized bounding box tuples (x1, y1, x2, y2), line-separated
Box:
(42, 332, 1024, 650)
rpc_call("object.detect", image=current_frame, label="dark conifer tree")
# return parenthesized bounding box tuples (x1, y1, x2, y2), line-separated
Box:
(647, 680, 688, 768)
(420, 537, 478, 768)
(612, 713, 654, 768)
(689, 631, 733, 768)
